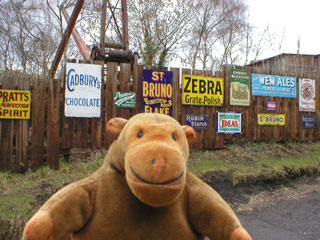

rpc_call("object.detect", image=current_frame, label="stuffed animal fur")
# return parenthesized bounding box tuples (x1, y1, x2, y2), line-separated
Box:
(22, 113, 251, 240)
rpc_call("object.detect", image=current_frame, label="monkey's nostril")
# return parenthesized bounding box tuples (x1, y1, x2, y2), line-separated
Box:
(151, 159, 156, 165)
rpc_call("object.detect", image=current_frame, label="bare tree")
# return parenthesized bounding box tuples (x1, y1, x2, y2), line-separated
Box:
(0, 0, 66, 76)
(181, 0, 249, 72)
(128, 0, 192, 67)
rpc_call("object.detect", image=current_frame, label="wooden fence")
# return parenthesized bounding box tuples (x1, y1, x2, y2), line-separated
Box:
(1, 61, 320, 172)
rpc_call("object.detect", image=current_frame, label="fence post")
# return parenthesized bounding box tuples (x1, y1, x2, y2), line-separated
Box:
(47, 78, 61, 169)
(0, 76, 15, 170)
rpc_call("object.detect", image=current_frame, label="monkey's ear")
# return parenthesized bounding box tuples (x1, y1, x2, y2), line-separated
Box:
(182, 125, 196, 145)
(107, 118, 128, 136)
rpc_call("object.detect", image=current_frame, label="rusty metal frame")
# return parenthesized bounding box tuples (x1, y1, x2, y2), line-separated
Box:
(61, 6, 90, 61)
(50, 0, 85, 79)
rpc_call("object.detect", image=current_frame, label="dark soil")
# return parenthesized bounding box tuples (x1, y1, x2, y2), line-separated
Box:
(201, 169, 320, 209)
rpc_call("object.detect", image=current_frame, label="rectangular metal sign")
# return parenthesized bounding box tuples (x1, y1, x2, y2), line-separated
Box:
(266, 101, 277, 111)
(230, 69, 250, 106)
(302, 115, 318, 128)
(113, 92, 136, 108)
(0, 90, 31, 119)
(252, 73, 296, 98)
(257, 113, 285, 126)
(65, 62, 102, 118)
(185, 114, 208, 129)
(216, 112, 242, 134)
(299, 78, 316, 112)
(182, 74, 224, 106)
(142, 69, 173, 116)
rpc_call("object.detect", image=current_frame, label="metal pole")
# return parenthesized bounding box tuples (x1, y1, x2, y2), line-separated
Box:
(121, 0, 129, 50)
(100, 0, 107, 57)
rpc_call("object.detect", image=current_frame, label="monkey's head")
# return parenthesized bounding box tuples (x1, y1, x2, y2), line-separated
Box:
(106, 113, 195, 207)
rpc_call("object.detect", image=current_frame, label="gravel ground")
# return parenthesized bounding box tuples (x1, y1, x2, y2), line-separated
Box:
(235, 177, 320, 240)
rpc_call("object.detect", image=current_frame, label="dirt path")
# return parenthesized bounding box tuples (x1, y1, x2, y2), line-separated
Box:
(233, 177, 320, 240)
(239, 191, 320, 240)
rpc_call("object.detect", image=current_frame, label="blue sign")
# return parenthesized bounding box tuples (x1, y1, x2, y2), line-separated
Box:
(302, 115, 318, 129)
(266, 101, 277, 111)
(252, 73, 296, 98)
(185, 114, 208, 129)
(142, 69, 173, 116)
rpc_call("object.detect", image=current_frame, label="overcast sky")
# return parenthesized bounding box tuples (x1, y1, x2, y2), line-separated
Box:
(247, 0, 320, 59)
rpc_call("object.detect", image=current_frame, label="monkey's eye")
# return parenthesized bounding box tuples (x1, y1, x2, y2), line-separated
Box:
(137, 130, 144, 138)
(172, 133, 177, 141)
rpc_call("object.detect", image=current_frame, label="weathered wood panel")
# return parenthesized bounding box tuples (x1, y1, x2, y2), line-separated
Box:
(31, 78, 46, 169)
(0, 77, 15, 170)
(47, 78, 61, 169)
(15, 77, 29, 172)
(2, 61, 320, 172)
(133, 64, 143, 115)
(118, 63, 132, 119)
(90, 61, 105, 150)
(105, 62, 118, 148)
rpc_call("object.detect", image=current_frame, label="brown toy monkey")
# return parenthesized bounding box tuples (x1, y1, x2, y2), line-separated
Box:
(22, 113, 251, 240)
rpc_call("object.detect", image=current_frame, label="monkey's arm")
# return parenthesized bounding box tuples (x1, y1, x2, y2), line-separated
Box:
(187, 174, 251, 240)
(22, 176, 98, 240)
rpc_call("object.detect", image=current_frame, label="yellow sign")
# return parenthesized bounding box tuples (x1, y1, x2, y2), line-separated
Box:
(0, 90, 31, 119)
(257, 113, 285, 126)
(182, 74, 224, 106)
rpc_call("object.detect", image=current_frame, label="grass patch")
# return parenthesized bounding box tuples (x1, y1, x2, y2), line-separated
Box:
(189, 142, 320, 185)
(0, 151, 104, 240)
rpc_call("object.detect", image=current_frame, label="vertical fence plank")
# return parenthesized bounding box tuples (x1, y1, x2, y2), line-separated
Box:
(75, 118, 89, 149)
(105, 62, 118, 148)
(118, 63, 132, 119)
(181, 69, 196, 148)
(133, 64, 143, 115)
(47, 78, 61, 169)
(203, 70, 213, 149)
(61, 67, 74, 157)
(254, 97, 263, 141)
(171, 68, 181, 122)
(61, 117, 74, 158)
(192, 69, 204, 150)
(31, 78, 46, 169)
(290, 97, 299, 141)
(0, 77, 15, 170)
(91, 61, 105, 150)
(15, 77, 30, 172)
(316, 77, 320, 140)
(214, 71, 225, 148)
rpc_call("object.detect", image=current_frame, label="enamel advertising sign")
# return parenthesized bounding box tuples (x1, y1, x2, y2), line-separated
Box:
(0, 90, 31, 119)
(266, 101, 277, 111)
(185, 114, 208, 129)
(299, 78, 315, 112)
(142, 69, 173, 116)
(257, 113, 285, 126)
(302, 115, 318, 128)
(252, 73, 296, 98)
(113, 92, 136, 108)
(182, 74, 224, 106)
(65, 63, 102, 118)
(216, 112, 242, 134)
(230, 69, 250, 106)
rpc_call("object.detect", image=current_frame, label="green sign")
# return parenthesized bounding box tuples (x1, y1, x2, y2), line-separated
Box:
(230, 69, 250, 106)
(113, 92, 136, 108)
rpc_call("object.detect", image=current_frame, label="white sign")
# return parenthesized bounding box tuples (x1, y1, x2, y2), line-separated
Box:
(299, 78, 315, 112)
(65, 63, 102, 117)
